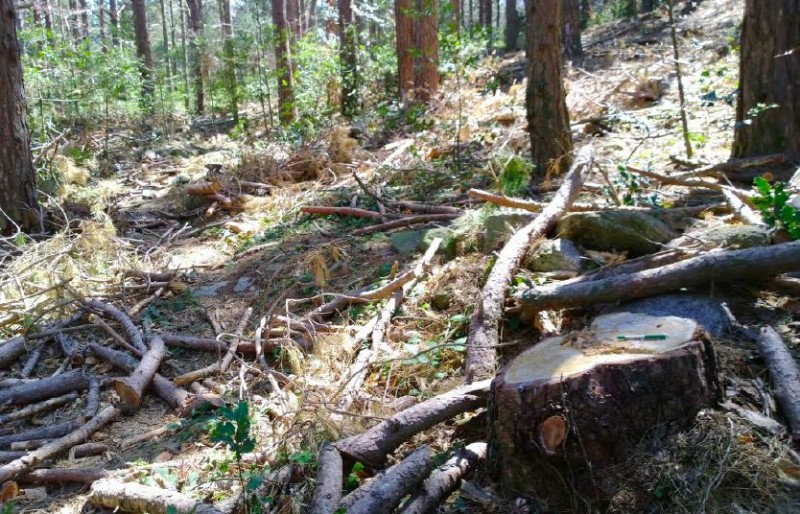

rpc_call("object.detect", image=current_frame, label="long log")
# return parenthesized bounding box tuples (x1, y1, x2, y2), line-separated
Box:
(520, 240, 800, 312)
(0, 442, 108, 464)
(0, 336, 26, 368)
(756, 327, 800, 443)
(339, 446, 435, 514)
(86, 299, 146, 353)
(161, 334, 256, 354)
(0, 420, 80, 448)
(0, 369, 88, 408)
(89, 478, 224, 514)
(88, 343, 192, 415)
(398, 442, 488, 514)
(334, 380, 491, 468)
(307, 443, 343, 514)
(465, 146, 593, 382)
(111, 337, 166, 412)
(0, 393, 78, 425)
(0, 405, 118, 484)
(18, 467, 110, 485)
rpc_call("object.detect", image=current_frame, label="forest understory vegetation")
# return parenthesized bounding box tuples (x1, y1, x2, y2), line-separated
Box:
(1, 0, 800, 513)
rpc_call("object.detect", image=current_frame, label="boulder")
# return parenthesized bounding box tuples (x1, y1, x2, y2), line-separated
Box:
(668, 224, 771, 251)
(483, 213, 536, 252)
(524, 238, 583, 272)
(557, 210, 674, 255)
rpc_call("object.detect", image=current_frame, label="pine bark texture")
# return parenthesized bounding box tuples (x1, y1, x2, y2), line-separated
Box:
(526, 0, 573, 179)
(395, 0, 414, 100)
(186, 0, 205, 113)
(218, 0, 238, 121)
(0, 0, 41, 235)
(131, 0, 154, 105)
(272, 0, 297, 123)
(108, 0, 118, 45)
(504, 0, 520, 51)
(733, 0, 800, 158)
(414, 0, 439, 102)
(562, 0, 582, 59)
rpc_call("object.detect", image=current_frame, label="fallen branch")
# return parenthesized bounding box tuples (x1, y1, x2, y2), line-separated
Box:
(398, 442, 487, 514)
(468, 188, 662, 213)
(0, 336, 26, 368)
(340, 446, 435, 514)
(389, 201, 462, 215)
(0, 405, 118, 484)
(161, 334, 256, 354)
(676, 153, 790, 180)
(111, 337, 166, 412)
(756, 326, 800, 443)
(627, 165, 723, 191)
(0, 442, 108, 464)
(307, 443, 343, 514)
(722, 188, 765, 226)
(334, 379, 491, 468)
(89, 477, 224, 514)
(301, 206, 386, 219)
(86, 299, 146, 353)
(19, 342, 44, 378)
(465, 146, 593, 382)
(0, 419, 80, 448)
(520, 240, 800, 311)
(0, 369, 88, 409)
(0, 393, 78, 426)
(17, 467, 110, 485)
(351, 213, 461, 236)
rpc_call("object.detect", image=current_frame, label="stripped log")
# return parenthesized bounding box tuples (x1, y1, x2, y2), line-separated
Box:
(307, 443, 343, 514)
(87, 343, 197, 416)
(89, 478, 224, 514)
(0, 405, 118, 484)
(398, 442, 488, 514)
(756, 326, 800, 443)
(0, 393, 78, 426)
(722, 188, 765, 226)
(111, 337, 166, 412)
(335, 380, 491, 469)
(465, 145, 593, 382)
(0, 369, 88, 409)
(339, 446, 435, 514)
(520, 240, 800, 312)
(0, 336, 26, 368)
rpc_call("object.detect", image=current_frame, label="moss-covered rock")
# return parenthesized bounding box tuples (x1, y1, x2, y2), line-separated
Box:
(557, 210, 674, 255)
(524, 238, 583, 272)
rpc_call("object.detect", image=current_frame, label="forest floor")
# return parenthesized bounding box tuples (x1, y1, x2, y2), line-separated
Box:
(3, 0, 800, 512)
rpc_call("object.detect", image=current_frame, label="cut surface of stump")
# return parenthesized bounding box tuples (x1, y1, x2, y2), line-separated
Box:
(490, 312, 719, 507)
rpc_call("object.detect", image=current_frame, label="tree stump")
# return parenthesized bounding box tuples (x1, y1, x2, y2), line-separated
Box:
(489, 312, 719, 507)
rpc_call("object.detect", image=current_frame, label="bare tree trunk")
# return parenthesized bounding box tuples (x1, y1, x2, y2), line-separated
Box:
(186, 0, 205, 113)
(78, 0, 88, 41)
(179, 0, 190, 110)
(562, 0, 582, 58)
(42, 0, 53, 39)
(396, 0, 414, 102)
(131, 0, 155, 107)
(414, 0, 439, 102)
(579, 0, 590, 27)
(218, 0, 238, 121)
(733, 0, 800, 158)
(272, 0, 296, 123)
(526, 0, 573, 180)
(0, 0, 41, 235)
(478, 0, 491, 30)
(504, 0, 519, 51)
(98, 0, 106, 49)
(108, 0, 118, 45)
(67, 0, 80, 41)
(159, 0, 173, 90)
(338, 0, 358, 116)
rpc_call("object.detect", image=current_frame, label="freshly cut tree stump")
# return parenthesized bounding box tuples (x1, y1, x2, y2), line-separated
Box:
(489, 312, 719, 506)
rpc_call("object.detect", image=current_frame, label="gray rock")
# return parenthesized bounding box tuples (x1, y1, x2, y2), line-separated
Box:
(483, 213, 536, 252)
(391, 227, 458, 258)
(607, 293, 729, 338)
(557, 210, 674, 255)
(524, 238, 583, 272)
(390, 230, 425, 256)
(191, 281, 229, 298)
(668, 224, 771, 250)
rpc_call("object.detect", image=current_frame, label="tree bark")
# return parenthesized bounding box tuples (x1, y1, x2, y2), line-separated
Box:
(490, 312, 718, 507)
(521, 239, 800, 312)
(217, 0, 238, 121)
(78, 0, 88, 40)
(0, 369, 88, 409)
(395, 0, 414, 101)
(108, 0, 118, 45)
(562, 0, 582, 59)
(186, 0, 205, 113)
(504, 0, 519, 51)
(0, 336, 26, 368)
(131, 0, 154, 106)
(733, 0, 800, 158)
(338, 0, 358, 116)
(0, 393, 78, 426)
(308, 443, 343, 514)
(414, 0, 439, 102)
(756, 326, 800, 442)
(465, 146, 592, 382)
(397, 442, 487, 514)
(272, 0, 296, 123)
(111, 337, 166, 412)
(90, 478, 224, 514)
(335, 379, 491, 468)
(0, 0, 41, 235)
(526, 0, 573, 179)
(159, 0, 172, 88)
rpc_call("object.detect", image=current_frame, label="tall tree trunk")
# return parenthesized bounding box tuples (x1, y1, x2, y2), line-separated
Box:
(450, 0, 460, 28)
(414, 0, 438, 102)
(526, 0, 573, 180)
(217, 0, 237, 121)
(131, 0, 154, 107)
(68, 0, 80, 41)
(186, 0, 204, 113)
(78, 0, 88, 40)
(42, 0, 53, 39)
(504, 0, 519, 51)
(98, 0, 106, 49)
(562, 0, 582, 58)
(108, 0, 118, 45)
(478, 0, 490, 31)
(395, 0, 414, 102)
(338, 0, 358, 117)
(579, 0, 590, 27)
(179, 0, 190, 110)
(307, 0, 317, 29)
(272, 0, 296, 123)
(159, 0, 172, 90)
(733, 0, 800, 158)
(0, 0, 41, 235)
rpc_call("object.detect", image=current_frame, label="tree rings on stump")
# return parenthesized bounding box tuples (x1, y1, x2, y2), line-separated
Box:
(489, 312, 719, 507)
